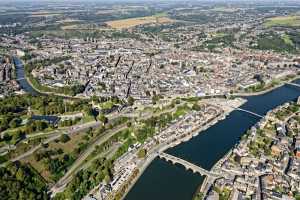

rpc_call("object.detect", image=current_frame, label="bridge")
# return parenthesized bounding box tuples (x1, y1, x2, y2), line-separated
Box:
(235, 108, 264, 118)
(158, 152, 221, 178)
(285, 82, 300, 88)
(218, 103, 264, 118)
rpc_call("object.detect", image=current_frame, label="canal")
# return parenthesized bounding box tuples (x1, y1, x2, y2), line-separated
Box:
(125, 81, 300, 200)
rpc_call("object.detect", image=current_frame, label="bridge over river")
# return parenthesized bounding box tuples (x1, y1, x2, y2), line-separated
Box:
(234, 107, 264, 118)
(285, 82, 300, 88)
(214, 102, 264, 118)
(158, 152, 221, 179)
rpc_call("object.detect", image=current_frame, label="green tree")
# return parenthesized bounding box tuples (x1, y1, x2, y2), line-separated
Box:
(9, 118, 21, 128)
(137, 149, 147, 158)
(98, 114, 108, 124)
(84, 105, 93, 116)
(104, 174, 111, 184)
(192, 103, 201, 111)
(60, 134, 70, 143)
(127, 96, 135, 106)
(16, 168, 25, 181)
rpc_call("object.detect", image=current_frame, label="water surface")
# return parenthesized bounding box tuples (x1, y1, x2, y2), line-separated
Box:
(126, 83, 300, 200)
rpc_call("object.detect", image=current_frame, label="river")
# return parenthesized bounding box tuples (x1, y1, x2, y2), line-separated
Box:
(125, 81, 300, 200)
(13, 57, 40, 95)
(13, 56, 300, 200)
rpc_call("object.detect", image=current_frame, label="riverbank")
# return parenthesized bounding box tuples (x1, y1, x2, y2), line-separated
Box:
(196, 149, 233, 198)
(232, 74, 300, 97)
(25, 76, 89, 100)
(121, 98, 247, 200)
(13, 57, 88, 100)
(125, 82, 300, 200)
(196, 98, 300, 199)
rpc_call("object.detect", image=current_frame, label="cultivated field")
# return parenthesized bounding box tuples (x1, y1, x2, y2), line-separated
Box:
(211, 7, 239, 12)
(31, 11, 62, 17)
(105, 14, 174, 29)
(264, 15, 300, 27)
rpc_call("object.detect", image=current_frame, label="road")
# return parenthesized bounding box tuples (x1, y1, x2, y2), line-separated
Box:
(6, 99, 186, 195)
(9, 121, 102, 162)
(51, 124, 127, 195)
(51, 103, 183, 195)
(26, 130, 62, 139)
(51, 144, 120, 195)
(9, 90, 183, 162)
(8, 110, 128, 163)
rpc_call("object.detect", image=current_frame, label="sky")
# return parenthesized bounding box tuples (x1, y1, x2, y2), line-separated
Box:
(2, 0, 253, 1)
(1, 0, 299, 5)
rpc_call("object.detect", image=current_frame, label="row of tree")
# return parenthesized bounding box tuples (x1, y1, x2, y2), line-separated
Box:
(0, 161, 49, 200)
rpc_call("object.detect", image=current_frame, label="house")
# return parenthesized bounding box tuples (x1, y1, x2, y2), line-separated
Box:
(271, 144, 282, 157)
(275, 123, 287, 136)
(295, 149, 300, 159)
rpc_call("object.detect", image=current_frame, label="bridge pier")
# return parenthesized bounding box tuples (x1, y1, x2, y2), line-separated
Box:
(158, 152, 221, 178)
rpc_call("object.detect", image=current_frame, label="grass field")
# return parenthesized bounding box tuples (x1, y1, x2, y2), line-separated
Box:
(60, 23, 111, 31)
(23, 154, 53, 182)
(57, 18, 83, 23)
(264, 15, 300, 27)
(100, 100, 115, 110)
(48, 132, 84, 154)
(22, 131, 87, 182)
(211, 7, 238, 12)
(105, 14, 174, 29)
(281, 34, 294, 46)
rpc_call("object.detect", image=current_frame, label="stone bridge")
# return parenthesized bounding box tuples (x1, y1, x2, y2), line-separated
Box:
(158, 152, 221, 178)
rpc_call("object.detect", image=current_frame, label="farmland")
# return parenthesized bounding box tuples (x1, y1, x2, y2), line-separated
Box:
(210, 7, 239, 12)
(105, 14, 174, 29)
(264, 15, 300, 27)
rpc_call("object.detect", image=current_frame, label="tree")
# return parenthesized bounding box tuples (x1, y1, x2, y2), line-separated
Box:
(97, 126, 106, 135)
(98, 114, 108, 124)
(127, 121, 132, 128)
(3, 133, 12, 142)
(12, 130, 25, 144)
(9, 118, 21, 129)
(127, 96, 135, 106)
(137, 149, 147, 158)
(35, 120, 48, 131)
(104, 174, 111, 184)
(16, 168, 25, 181)
(0, 162, 49, 199)
(60, 134, 70, 143)
(193, 192, 204, 200)
(152, 95, 160, 104)
(145, 90, 151, 97)
(84, 105, 93, 116)
(192, 103, 201, 111)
